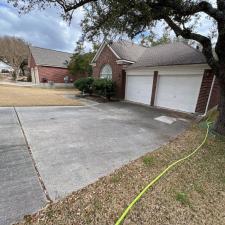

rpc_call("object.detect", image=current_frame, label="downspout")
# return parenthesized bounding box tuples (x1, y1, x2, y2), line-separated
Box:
(203, 75, 216, 116)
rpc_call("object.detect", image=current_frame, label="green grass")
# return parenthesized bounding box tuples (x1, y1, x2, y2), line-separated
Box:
(143, 156, 155, 166)
(110, 172, 122, 183)
(176, 192, 190, 206)
(207, 109, 219, 122)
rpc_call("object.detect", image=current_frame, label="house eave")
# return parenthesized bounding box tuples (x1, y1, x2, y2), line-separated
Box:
(91, 41, 121, 64)
(116, 59, 135, 65)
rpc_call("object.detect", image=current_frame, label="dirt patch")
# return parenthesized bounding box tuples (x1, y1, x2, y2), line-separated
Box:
(15, 124, 225, 225)
(0, 85, 81, 106)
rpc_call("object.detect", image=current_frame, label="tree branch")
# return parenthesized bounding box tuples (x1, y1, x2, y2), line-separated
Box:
(164, 16, 219, 72)
(147, 0, 224, 21)
(54, 0, 97, 12)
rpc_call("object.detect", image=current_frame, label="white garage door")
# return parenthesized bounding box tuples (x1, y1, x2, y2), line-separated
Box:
(155, 75, 202, 113)
(126, 75, 153, 105)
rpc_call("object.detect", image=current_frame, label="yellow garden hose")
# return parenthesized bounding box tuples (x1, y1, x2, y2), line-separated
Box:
(115, 121, 212, 225)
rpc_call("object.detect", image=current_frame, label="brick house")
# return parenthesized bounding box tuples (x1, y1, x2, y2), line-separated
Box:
(28, 46, 84, 84)
(91, 40, 220, 114)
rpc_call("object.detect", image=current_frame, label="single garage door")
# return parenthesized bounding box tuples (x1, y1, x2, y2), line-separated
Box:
(155, 75, 203, 113)
(125, 75, 153, 105)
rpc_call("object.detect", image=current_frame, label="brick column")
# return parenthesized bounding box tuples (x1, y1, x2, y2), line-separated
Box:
(150, 71, 158, 106)
(195, 69, 214, 113)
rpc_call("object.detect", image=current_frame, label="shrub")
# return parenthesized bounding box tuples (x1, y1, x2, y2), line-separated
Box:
(93, 78, 116, 100)
(74, 77, 94, 95)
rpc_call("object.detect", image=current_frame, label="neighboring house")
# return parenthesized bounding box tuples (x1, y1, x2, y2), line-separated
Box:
(0, 61, 14, 73)
(29, 46, 79, 84)
(91, 40, 220, 114)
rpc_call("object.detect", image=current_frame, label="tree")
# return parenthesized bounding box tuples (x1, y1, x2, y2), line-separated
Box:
(140, 32, 172, 47)
(0, 36, 29, 77)
(68, 39, 97, 76)
(8, 0, 225, 135)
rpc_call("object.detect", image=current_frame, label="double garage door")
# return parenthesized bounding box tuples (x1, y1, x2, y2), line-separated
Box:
(125, 74, 202, 113)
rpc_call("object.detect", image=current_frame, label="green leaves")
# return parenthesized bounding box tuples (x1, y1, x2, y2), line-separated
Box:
(68, 52, 94, 76)
(74, 77, 116, 100)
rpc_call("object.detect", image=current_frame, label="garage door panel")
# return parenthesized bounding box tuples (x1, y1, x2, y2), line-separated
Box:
(126, 75, 153, 105)
(155, 75, 202, 113)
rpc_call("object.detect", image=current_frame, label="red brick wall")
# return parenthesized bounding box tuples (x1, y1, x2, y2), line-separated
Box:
(208, 78, 220, 110)
(38, 66, 75, 83)
(92, 45, 125, 98)
(195, 70, 220, 113)
(29, 53, 86, 83)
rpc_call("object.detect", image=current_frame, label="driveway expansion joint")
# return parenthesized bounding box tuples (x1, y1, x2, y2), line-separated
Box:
(13, 107, 52, 203)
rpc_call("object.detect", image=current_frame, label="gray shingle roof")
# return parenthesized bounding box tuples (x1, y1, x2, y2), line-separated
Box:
(127, 42, 207, 69)
(30, 46, 72, 68)
(109, 40, 147, 62)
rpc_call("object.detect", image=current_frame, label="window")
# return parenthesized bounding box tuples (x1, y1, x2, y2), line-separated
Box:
(100, 64, 112, 79)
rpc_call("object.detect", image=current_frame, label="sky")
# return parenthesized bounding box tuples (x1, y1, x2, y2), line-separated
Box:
(0, 0, 86, 53)
(0, 1, 216, 53)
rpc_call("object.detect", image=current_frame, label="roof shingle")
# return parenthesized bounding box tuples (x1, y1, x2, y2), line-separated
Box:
(109, 40, 147, 62)
(128, 42, 207, 69)
(30, 46, 72, 68)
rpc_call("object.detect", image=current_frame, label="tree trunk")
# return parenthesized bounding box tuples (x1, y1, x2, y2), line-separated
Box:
(214, 77, 225, 135)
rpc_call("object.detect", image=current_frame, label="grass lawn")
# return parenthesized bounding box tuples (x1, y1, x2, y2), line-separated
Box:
(0, 85, 81, 106)
(16, 118, 225, 225)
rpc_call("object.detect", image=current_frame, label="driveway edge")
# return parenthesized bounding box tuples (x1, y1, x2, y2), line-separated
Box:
(13, 107, 52, 202)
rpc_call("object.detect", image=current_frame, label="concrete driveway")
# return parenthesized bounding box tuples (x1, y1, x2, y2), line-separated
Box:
(0, 108, 46, 225)
(0, 102, 191, 224)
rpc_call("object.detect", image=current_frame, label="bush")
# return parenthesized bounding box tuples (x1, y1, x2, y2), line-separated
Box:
(74, 77, 94, 95)
(93, 78, 116, 100)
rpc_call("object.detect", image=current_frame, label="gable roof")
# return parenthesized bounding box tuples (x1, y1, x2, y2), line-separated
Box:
(91, 40, 146, 64)
(128, 42, 207, 69)
(30, 46, 73, 68)
(92, 40, 207, 69)
(110, 40, 147, 62)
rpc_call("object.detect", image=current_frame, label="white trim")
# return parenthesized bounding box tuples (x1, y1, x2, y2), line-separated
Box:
(91, 41, 106, 63)
(107, 44, 121, 59)
(126, 64, 210, 73)
(91, 41, 121, 64)
(116, 59, 135, 64)
(34, 66, 40, 84)
(204, 75, 216, 115)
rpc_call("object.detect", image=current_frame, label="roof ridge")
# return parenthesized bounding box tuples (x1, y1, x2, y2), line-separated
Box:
(30, 45, 72, 54)
(111, 40, 147, 48)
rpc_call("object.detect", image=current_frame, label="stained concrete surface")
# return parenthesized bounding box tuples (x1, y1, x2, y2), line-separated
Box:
(16, 102, 191, 200)
(0, 108, 46, 225)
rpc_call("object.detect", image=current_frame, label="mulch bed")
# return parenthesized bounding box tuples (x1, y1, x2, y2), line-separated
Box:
(76, 93, 119, 103)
